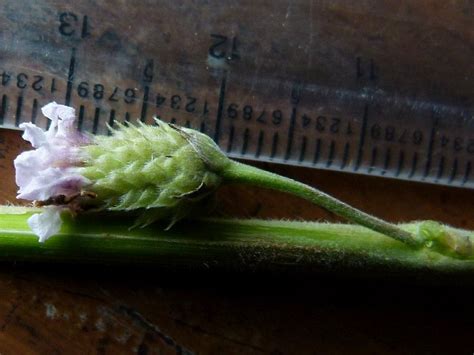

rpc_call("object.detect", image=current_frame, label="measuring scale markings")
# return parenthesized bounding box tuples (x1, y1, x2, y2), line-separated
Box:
(0, 1, 472, 189)
(3, 64, 470, 189)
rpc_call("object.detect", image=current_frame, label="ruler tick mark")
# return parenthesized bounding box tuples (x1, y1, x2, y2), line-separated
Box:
(78, 105, 85, 131)
(107, 109, 116, 134)
(298, 136, 307, 162)
(0, 95, 8, 126)
(381, 147, 391, 175)
(284, 107, 297, 161)
(65, 48, 76, 106)
(270, 132, 279, 159)
(93, 108, 101, 135)
(51, 78, 57, 94)
(140, 86, 149, 123)
(423, 113, 438, 178)
(15, 96, 23, 127)
(408, 152, 418, 178)
(200, 122, 206, 133)
(368, 146, 377, 173)
(462, 161, 471, 185)
(395, 150, 405, 177)
(256, 130, 264, 158)
(340, 142, 350, 169)
(31, 98, 38, 124)
(313, 138, 321, 164)
(436, 156, 445, 181)
(241, 128, 250, 155)
(213, 71, 227, 143)
(326, 140, 335, 167)
(448, 158, 458, 184)
(354, 103, 368, 171)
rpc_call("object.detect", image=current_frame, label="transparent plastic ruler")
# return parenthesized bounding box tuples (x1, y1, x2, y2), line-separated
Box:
(0, 1, 472, 188)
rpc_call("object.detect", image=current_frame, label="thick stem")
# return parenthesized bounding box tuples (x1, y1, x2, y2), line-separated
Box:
(222, 161, 423, 248)
(0, 207, 473, 277)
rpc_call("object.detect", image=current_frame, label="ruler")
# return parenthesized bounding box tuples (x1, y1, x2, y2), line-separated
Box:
(0, 1, 472, 188)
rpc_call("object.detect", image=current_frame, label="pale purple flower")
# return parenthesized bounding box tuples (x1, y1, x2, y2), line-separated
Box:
(14, 102, 91, 242)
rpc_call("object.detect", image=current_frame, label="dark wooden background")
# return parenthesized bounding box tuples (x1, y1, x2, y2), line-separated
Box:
(1, 128, 474, 354)
(0, 0, 472, 352)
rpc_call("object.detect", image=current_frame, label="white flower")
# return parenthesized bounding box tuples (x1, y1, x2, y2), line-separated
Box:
(27, 207, 63, 243)
(14, 102, 91, 242)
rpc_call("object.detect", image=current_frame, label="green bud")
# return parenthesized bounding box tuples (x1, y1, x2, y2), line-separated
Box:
(417, 220, 473, 258)
(79, 119, 230, 227)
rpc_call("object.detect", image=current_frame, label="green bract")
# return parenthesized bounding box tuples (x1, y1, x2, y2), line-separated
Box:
(79, 119, 230, 227)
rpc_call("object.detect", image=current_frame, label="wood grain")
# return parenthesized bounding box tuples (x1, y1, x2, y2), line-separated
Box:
(0, 0, 473, 351)
(1, 128, 474, 353)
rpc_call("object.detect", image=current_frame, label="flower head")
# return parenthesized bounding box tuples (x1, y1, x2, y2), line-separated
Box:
(14, 102, 91, 242)
(79, 119, 228, 228)
(15, 102, 230, 242)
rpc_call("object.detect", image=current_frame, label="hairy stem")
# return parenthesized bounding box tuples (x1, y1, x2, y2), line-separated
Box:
(222, 161, 423, 247)
(0, 207, 473, 278)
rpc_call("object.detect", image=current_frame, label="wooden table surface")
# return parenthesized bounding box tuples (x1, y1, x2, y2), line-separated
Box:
(1, 128, 474, 354)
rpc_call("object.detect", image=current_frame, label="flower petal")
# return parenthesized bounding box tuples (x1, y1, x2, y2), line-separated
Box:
(14, 147, 53, 188)
(27, 207, 63, 242)
(41, 101, 76, 137)
(17, 166, 90, 201)
(56, 111, 77, 139)
(19, 123, 47, 148)
(41, 101, 60, 132)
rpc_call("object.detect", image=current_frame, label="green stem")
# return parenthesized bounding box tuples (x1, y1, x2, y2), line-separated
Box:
(222, 161, 422, 247)
(0, 207, 473, 279)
